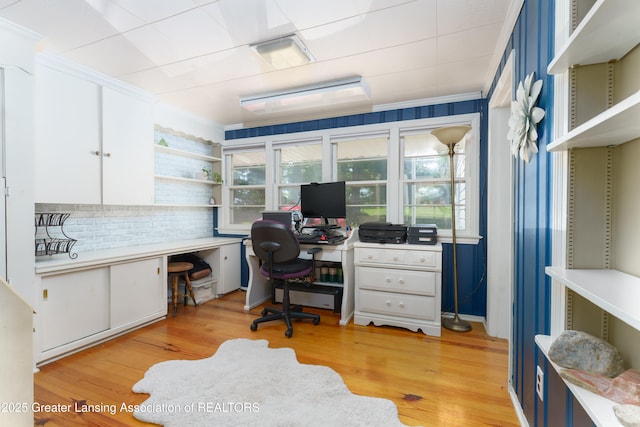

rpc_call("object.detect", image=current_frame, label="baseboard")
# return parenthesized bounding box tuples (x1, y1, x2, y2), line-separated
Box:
(509, 384, 528, 426)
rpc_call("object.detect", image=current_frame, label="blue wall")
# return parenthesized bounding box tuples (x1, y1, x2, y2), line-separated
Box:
(487, 0, 554, 425)
(225, 99, 489, 318)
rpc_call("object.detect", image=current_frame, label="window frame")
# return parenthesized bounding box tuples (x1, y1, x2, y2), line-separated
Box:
(219, 113, 481, 244)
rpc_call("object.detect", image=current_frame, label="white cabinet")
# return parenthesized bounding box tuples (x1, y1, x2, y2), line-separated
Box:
(543, 1, 640, 425)
(35, 64, 102, 204)
(40, 267, 110, 352)
(110, 257, 164, 328)
(218, 243, 241, 295)
(102, 87, 154, 205)
(354, 242, 442, 336)
(34, 57, 154, 205)
(38, 257, 166, 363)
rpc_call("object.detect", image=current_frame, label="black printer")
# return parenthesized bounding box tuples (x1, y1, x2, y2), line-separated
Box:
(358, 222, 407, 244)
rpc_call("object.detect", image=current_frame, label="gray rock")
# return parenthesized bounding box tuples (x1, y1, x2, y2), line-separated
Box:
(548, 330, 624, 377)
(614, 404, 640, 427)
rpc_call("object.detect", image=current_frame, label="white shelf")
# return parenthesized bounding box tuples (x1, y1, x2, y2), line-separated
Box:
(154, 144, 221, 162)
(154, 174, 221, 185)
(547, 90, 640, 151)
(153, 203, 219, 208)
(548, 0, 640, 74)
(535, 334, 622, 427)
(545, 266, 640, 331)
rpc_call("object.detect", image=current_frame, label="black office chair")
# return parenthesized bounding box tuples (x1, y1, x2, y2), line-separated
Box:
(250, 219, 321, 337)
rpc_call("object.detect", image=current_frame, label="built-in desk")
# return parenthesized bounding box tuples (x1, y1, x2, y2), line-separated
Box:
(244, 230, 358, 326)
(34, 237, 242, 365)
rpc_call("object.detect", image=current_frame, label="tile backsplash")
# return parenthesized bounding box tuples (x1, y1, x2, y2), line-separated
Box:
(35, 204, 214, 254)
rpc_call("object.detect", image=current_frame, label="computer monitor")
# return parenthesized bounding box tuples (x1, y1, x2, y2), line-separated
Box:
(300, 181, 346, 225)
(261, 211, 293, 229)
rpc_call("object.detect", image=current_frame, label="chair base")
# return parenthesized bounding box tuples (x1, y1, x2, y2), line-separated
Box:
(250, 305, 320, 338)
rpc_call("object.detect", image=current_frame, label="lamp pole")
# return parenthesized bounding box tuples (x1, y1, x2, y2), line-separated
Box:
(432, 125, 472, 333)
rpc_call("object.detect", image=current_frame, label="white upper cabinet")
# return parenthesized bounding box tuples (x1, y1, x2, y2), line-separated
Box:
(34, 56, 154, 205)
(102, 87, 154, 205)
(35, 64, 102, 204)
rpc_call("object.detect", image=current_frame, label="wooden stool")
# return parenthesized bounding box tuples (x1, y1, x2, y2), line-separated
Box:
(168, 262, 196, 316)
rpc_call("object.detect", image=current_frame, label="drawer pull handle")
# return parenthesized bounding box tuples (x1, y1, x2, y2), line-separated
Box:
(420, 257, 426, 262)
(385, 277, 391, 283)
(385, 300, 391, 306)
(399, 279, 404, 284)
(393, 256, 398, 261)
(367, 254, 373, 259)
(399, 302, 405, 308)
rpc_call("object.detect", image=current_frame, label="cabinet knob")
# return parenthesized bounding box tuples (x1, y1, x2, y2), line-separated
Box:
(399, 302, 405, 308)
(367, 254, 373, 259)
(385, 277, 391, 283)
(103, 152, 112, 158)
(91, 150, 101, 156)
(420, 257, 425, 262)
(399, 278, 404, 284)
(385, 300, 391, 306)
(393, 256, 398, 261)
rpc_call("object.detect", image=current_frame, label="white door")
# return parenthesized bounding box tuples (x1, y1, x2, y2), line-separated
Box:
(0, 67, 6, 280)
(110, 258, 165, 328)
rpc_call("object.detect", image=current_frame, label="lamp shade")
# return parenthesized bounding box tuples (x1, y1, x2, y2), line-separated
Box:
(431, 125, 471, 147)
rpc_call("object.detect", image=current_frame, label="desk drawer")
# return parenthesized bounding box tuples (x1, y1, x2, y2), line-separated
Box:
(356, 266, 436, 296)
(356, 247, 438, 268)
(357, 289, 436, 321)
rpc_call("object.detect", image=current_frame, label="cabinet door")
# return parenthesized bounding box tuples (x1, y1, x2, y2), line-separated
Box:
(35, 65, 101, 204)
(110, 257, 164, 328)
(102, 87, 155, 205)
(219, 244, 241, 295)
(40, 268, 110, 351)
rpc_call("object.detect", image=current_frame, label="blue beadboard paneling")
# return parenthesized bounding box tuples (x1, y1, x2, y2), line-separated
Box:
(487, 0, 554, 425)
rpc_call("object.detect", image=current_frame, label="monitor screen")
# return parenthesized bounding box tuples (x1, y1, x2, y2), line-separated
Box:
(300, 181, 346, 223)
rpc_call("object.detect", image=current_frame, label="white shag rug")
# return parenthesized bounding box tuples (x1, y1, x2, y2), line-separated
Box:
(132, 338, 412, 427)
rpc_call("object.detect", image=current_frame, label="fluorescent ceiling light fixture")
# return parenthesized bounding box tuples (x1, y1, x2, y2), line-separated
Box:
(251, 34, 314, 69)
(240, 77, 370, 114)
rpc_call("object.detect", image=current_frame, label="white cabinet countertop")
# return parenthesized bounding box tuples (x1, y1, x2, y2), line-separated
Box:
(35, 237, 243, 274)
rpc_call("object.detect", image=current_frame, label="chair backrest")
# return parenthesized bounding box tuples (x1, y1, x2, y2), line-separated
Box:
(251, 219, 301, 264)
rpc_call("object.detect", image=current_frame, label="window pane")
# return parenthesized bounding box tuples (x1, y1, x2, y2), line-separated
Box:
(402, 131, 467, 231)
(232, 188, 265, 206)
(279, 145, 322, 184)
(278, 185, 300, 208)
(336, 137, 388, 181)
(231, 207, 263, 225)
(232, 151, 265, 185)
(403, 182, 465, 229)
(347, 183, 386, 224)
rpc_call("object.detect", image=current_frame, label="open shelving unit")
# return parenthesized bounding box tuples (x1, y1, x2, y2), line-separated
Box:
(153, 129, 223, 207)
(544, 0, 640, 425)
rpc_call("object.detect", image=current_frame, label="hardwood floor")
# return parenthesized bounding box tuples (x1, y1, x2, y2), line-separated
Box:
(34, 290, 519, 426)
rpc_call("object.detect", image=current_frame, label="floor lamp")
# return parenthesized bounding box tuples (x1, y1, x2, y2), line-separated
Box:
(432, 125, 472, 333)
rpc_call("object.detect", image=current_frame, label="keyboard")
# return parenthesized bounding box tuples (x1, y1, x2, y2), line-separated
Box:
(297, 234, 346, 245)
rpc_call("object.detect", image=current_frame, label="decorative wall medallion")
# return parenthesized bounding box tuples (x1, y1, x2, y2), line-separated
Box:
(508, 72, 545, 163)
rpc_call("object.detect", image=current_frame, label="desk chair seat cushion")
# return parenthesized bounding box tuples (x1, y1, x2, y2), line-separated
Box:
(259, 258, 313, 280)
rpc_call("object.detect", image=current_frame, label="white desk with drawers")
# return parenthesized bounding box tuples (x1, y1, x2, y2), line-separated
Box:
(244, 230, 358, 326)
(353, 241, 442, 336)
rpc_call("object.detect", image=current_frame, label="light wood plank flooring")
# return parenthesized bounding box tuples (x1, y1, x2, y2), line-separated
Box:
(34, 290, 519, 426)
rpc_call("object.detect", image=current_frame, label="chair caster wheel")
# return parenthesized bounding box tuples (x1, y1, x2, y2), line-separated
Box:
(313, 318, 320, 325)
(285, 329, 293, 338)
(250, 323, 258, 331)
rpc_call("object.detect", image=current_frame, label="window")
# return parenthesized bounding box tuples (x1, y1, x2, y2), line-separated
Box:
(275, 141, 322, 210)
(401, 128, 473, 236)
(220, 114, 480, 241)
(334, 134, 388, 225)
(226, 148, 266, 225)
